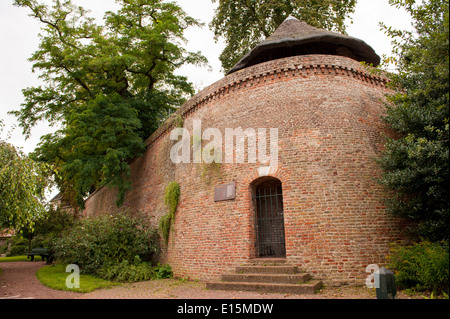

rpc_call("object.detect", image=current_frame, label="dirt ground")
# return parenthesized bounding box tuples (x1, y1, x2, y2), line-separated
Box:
(0, 261, 421, 300)
(0, 261, 79, 299)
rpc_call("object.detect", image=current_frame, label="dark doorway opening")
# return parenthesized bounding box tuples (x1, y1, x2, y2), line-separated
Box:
(253, 178, 286, 258)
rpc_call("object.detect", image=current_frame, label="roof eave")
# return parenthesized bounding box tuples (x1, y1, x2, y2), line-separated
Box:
(227, 34, 380, 75)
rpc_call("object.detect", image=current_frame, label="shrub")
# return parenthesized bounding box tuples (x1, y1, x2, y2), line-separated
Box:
(51, 211, 159, 275)
(98, 259, 156, 283)
(6, 237, 28, 257)
(388, 241, 449, 294)
(155, 263, 173, 279)
(97, 258, 172, 282)
(31, 235, 49, 250)
(0, 241, 8, 254)
(32, 207, 76, 250)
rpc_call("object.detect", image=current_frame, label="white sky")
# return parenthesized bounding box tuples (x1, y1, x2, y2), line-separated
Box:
(0, 0, 414, 157)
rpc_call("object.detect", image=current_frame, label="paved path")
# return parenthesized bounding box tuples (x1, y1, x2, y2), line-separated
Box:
(0, 262, 79, 299)
(1, 261, 405, 299)
(0, 261, 327, 299)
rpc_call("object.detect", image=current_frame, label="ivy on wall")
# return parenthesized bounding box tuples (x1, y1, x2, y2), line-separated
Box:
(159, 182, 180, 243)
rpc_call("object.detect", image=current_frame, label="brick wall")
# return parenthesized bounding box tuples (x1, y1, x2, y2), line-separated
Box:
(83, 54, 407, 286)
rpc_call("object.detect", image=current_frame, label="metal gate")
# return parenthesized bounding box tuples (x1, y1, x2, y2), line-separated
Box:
(253, 179, 286, 257)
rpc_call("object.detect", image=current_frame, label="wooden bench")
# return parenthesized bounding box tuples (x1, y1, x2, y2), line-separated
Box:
(27, 248, 50, 262)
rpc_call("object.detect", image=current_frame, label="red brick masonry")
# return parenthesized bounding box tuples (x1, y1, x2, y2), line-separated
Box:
(83, 54, 407, 286)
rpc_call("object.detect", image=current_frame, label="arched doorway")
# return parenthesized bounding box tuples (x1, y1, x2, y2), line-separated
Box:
(252, 177, 286, 258)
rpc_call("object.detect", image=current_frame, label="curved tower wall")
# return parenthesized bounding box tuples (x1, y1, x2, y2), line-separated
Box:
(84, 54, 405, 286)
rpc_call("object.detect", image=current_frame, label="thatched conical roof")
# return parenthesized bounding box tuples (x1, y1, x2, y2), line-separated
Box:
(227, 16, 380, 74)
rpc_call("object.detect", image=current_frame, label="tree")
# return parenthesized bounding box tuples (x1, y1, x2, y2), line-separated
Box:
(210, 0, 356, 72)
(10, 0, 207, 209)
(0, 120, 53, 232)
(379, 0, 449, 242)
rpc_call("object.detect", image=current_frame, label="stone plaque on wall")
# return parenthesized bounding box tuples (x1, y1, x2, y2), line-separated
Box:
(214, 182, 236, 202)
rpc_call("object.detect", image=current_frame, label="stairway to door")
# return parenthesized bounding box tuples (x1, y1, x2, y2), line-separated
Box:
(206, 258, 323, 295)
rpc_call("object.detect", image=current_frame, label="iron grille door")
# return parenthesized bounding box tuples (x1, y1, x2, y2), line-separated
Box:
(254, 182, 286, 257)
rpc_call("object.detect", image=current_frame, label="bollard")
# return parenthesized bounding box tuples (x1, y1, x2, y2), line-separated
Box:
(375, 267, 397, 299)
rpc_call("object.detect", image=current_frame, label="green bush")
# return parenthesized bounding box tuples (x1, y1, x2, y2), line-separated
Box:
(0, 243, 8, 254)
(0, 237, 11, 254)
(98, 259, 156, 282)
(388, 241, 449, 294)
(6, 237, 28, 257)
(155, 263, 173, 279)
(2, 208, 77, 258)
(51, 211, 160, 276)
(31, 235, 48, 250)
(97, 258, 172, 282)
(32, 207, 76, 250)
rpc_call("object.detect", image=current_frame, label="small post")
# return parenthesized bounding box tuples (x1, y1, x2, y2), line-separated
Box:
(375, 267, 397, 299)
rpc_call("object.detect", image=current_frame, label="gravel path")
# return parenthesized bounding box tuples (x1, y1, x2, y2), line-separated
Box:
(1, 261, 416, 299)
(0, 261, 79, 299)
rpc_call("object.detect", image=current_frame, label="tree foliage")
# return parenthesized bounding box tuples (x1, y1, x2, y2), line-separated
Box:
(379, 0, 449, 241)
(0, 120, 53, 231)
(10, 0, 206, 209)
(210, 0, 356, 72)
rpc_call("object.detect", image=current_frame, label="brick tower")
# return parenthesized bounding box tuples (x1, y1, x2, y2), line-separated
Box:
(84, 17, 405, 287)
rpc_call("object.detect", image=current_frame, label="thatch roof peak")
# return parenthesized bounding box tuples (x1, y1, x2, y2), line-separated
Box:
(227, 17, 380, 74)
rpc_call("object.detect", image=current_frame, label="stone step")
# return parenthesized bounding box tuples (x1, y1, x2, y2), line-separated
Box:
(248, 258, 287, 265)
(206, 280, 323, 295)
(235, 265, 298, 274)
(222, 273, 311, 284)
(207, 262, 323, 295)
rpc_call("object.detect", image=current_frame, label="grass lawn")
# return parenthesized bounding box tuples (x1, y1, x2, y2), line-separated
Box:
(0, 255, 44, 262)
(36, 264, 120, 293)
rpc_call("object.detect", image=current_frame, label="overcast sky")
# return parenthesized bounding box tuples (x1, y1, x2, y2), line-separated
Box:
(0, 0, 414, 157)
